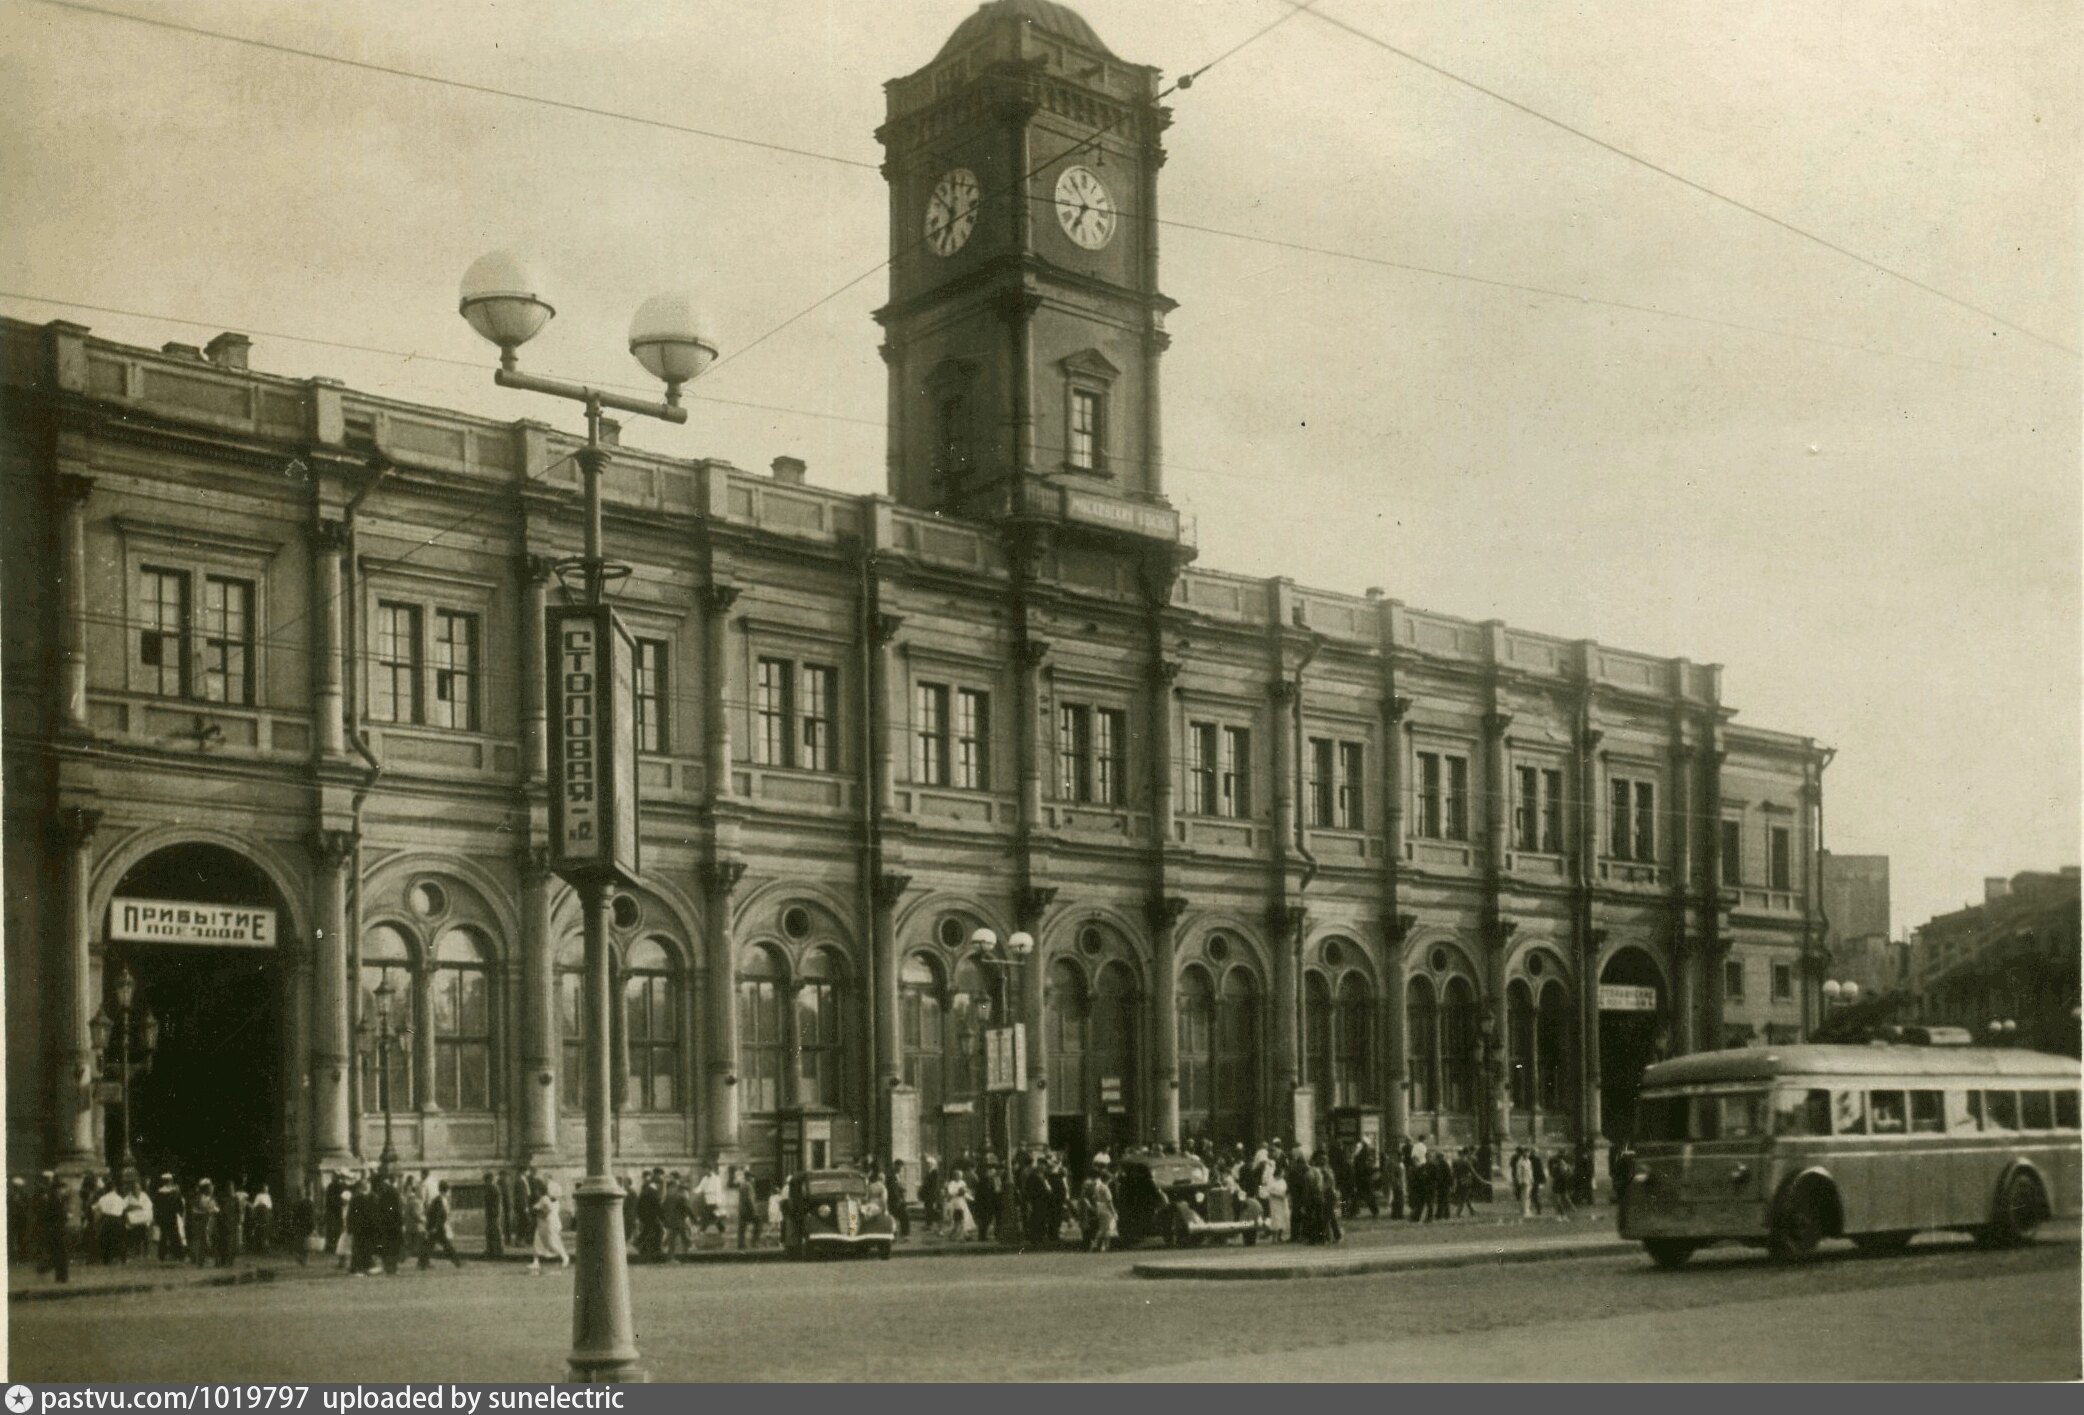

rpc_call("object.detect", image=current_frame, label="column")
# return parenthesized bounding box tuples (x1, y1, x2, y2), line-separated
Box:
(1674, 926, 1700, 1056)
(1383, 918, 1410, 1148)
(1018, 885, 1055, 1149)
(521, 555, 551, 780)
(519, 847, 557, 1161)
(1014, 636, 1048, 835)
(1146, 896, 1186, 1145)
(309, 519, 347, 758)
(1482, 709, 1513, 867)
(54, 807, 101, 1167)
(1580, 927, 1606, 1175)
(1268, 680, 1300, 1099)
(308, 828, 356, 1167)
(869, 612, 903, 814)
(701, 585, 740, 800)
(56, 475, 93, 734)
(1489, 919, 1514, 1174)
(701, 858, 746, 1162)
(871, 871, 909, 1154)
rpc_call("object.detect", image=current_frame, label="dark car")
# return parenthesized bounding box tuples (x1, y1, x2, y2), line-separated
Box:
(780, 1168, 896, 1260)
(1112, 1155, 1265, 1247)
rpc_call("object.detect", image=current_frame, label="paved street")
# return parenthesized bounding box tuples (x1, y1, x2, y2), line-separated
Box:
(9, 1224, 2076, 1382)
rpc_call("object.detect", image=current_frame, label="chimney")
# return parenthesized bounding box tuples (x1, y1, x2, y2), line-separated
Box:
(1984, 877, 2010, 904)
(204, 332, 252, 370)
(160, 342, 205, 362)
(770, 455, 807, 486)
(597, 417, 621, 447)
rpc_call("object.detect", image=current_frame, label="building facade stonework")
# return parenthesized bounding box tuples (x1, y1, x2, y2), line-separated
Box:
(1, 1, 1828, 1193)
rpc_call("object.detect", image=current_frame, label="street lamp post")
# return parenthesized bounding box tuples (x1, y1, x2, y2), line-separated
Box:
(968, 928, 1035, 1173)
(1820, 979, 1861, 1040)
(1985, 1018, 2017, 1048)
(355, 978, 403, 1170)
(460, 252, 715, 1385)
(89, 967, 157, 1173)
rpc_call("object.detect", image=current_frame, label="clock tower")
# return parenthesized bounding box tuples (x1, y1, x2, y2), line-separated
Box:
(877, 1, 1181, 546)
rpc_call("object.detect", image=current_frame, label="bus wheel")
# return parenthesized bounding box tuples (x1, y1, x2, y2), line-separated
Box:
(1768, 1189, 1827, 1262)
(1991, 1173, 2047, 1247)
(1851, 1231, 1913, 1256)
(1642, 1239, 1698, 1270)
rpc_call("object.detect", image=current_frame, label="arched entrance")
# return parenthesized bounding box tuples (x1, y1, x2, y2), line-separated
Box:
(102, 843, 290, 1189)
(1598, 947, 1667, 1145)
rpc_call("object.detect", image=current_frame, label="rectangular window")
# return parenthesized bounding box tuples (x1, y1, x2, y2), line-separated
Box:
(799, 664, 835, 770)
(634, 639, 669, 753)
(1094, 707, 1124, 805)
(1720, 819, 1743, 885)
(430, 609, 479, 731)
(1832, 1089, 1867, 1135)
(1723, 957, 1745, 1001)
(916, 683, 950, 786)
(934, 392, 971, 502)
(1909, 1091, 1944, 1134)
(1059, 705, 1092, 803)
(2021, 1090, 2054, 1131)
(1985, 1090, 2019, 1131)
(1444, 755, 1469, 840)
(955, 688, 989, 790)
(755, 657, 792, 766)
(1190, 721, 1219, 815)
(1220, 726, 1251, 818)
(1416, 751, 1443, 839)
(1069, 387, 1103, 471)
(1772, 1087, 1832, 1137)
(2056, 1090, 2079, 1130)
(1771, 961, 1794, 1002)
(1338, 742, 1366, 830)
(1769, 825, 1793, 891)
(1869, 1090, 1907, 1135)
(138, 566, 191, 697)
(372, 601, 422, 725)
(200, 575, 253, 705)
(1965, 1090, 1986, 1131)
(1515, 766, 1540, 851)
(1609, 778, 1656, 860)
(1541, 768, 1563, 852)
(1309, 737, 1336, 828)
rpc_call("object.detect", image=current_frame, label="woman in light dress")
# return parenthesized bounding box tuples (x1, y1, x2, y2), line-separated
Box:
(1263, 1149, 1291, 1241)
(530, 1180, 569, 1273)
(941, 1168, 975, 1241)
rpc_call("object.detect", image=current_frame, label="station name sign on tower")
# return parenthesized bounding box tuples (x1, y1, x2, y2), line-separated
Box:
(546, 603, 641, 885)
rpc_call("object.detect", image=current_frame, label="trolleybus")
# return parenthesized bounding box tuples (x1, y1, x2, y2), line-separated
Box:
(1618, 1037, 2080, 1267)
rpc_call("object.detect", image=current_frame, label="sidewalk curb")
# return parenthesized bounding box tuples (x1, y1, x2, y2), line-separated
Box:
(1131, 1237, 1635, 1281)
(10, 1267, 276, 1304)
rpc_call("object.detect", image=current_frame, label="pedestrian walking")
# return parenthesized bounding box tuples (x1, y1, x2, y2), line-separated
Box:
(635, 1170, 664, 1260)
(337, 1177, 363, 1272)
(1081, 1167, 1117, 1252)
(1265, 1160, 1291, 1241)
(93, 1179, 126, 1263)
(36, 1173, 71, 1283)
(323, 1170, 347, 1254)
(530, 1181, 569, 1273)
(736, 1169, 768, 1250)
(248, 1182, 275, 1254)
(373, 1170, 404, 1275)
(920, 1156, 943, 1231)
(1513, 1148, 1535, 1219)
(424, 1181, 464, 1268)
(942, 1168, 975, 1241)
(888, 1159, 912, 1239)
(1529, 1149, 1547, 1217)
(1549, 1150, 1576, 1219)
(1353, 1139, 1382, 1219)
(1313, 1151, 1344, 1244)
(662, 1176, 693, 1258)
(402, 1173, 427, 1270)
(122, 1179, 152, 1260)
(1407, 1137, 1432, 1223)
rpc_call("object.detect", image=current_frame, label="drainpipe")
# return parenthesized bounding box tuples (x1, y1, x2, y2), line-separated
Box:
(339, 456, 392, 1147)
(1289, 630, 1322, 895)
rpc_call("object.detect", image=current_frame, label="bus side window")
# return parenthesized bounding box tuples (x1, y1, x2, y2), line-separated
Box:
(1833, 1089, 1867, 1135)
(1909, 1090, 1943, 1134)
(1964, 1090, 1985, 1131)
(1774, 1088, 1831, 1136)
(1869, 1090, 1908, 1135)
(2020, 1090, 2054, 1131)
(1985, 1090, 2019, 1131)
(2058, 1090, 2080, 1131)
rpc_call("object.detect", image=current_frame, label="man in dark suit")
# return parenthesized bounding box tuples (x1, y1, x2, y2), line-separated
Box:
(481, 1171, 505, 1259)
(371, 1169, 405, 1275)
(635, 1170, 665, 1261)
(323, 1170, 348, 1253)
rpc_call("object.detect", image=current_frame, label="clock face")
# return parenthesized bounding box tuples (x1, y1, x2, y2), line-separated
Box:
(1054, 165, 1117, 250)
(925, 168, 981, 257)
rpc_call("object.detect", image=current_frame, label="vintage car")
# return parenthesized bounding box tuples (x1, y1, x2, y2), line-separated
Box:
(780, 1167, 896, 1260)
(1112, 1154, 1265, 1247)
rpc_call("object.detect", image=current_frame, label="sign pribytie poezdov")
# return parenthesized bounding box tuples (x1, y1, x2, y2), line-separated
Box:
(109, 897, 275, 947)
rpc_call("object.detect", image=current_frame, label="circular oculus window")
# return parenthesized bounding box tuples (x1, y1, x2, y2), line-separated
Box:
(407, 880, 447, 920)
(782, 905, 814, 941)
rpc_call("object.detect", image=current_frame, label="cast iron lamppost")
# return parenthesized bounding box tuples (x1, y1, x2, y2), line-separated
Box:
(968, 927, 1035, 1170)
(1984, 1017, 2017, 1048)
(461, 251, 715, 1384)
(355, 976, 404, 1169)
(89, 967, 157, 1173)
(1820, 978, 1861, 1040)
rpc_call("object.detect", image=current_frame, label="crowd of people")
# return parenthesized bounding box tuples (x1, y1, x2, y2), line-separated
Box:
(9, 1134, 1596, 1282)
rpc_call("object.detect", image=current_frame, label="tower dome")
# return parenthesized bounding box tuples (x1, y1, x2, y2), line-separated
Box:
(935, 0, 1117, 61)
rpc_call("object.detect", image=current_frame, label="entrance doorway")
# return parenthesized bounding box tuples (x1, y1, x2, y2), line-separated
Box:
(102, 844, 288, 1190)
(1598, 947, 1666, 1146)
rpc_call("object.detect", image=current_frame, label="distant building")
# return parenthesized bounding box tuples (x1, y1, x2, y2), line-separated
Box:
(1912, 870, 2080, 1055)
(1821, 852, 1903, 998)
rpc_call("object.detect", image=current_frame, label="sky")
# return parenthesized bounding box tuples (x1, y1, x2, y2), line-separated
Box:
(2, 0, 2077, 934)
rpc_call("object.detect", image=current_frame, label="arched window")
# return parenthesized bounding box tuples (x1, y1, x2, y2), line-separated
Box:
(1336, 972, 1374, 1106)
(360, 925, 415, 1113)
(1092, 961, 1137, 1124)
(556, 935, 585, 1112)
(1442, 975, 1478, 1114)
(1537, 982, 1569, 1112)
(1046, 959, 1089, 1115)
(1177, 966, 1215, 1132)
(737, 946, 787, 1115)
(1304, 972, 1334, 1111)
(1405, 975, 1437, 1113)
(1214, 968, 1260, 1145)
(430, 927, 493, 1111)
(622, 938, 680, 1113)
(900, 953, 945, 1115)
(1507, 979, 1536, 1112)
(796, 948, 846, 1109)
